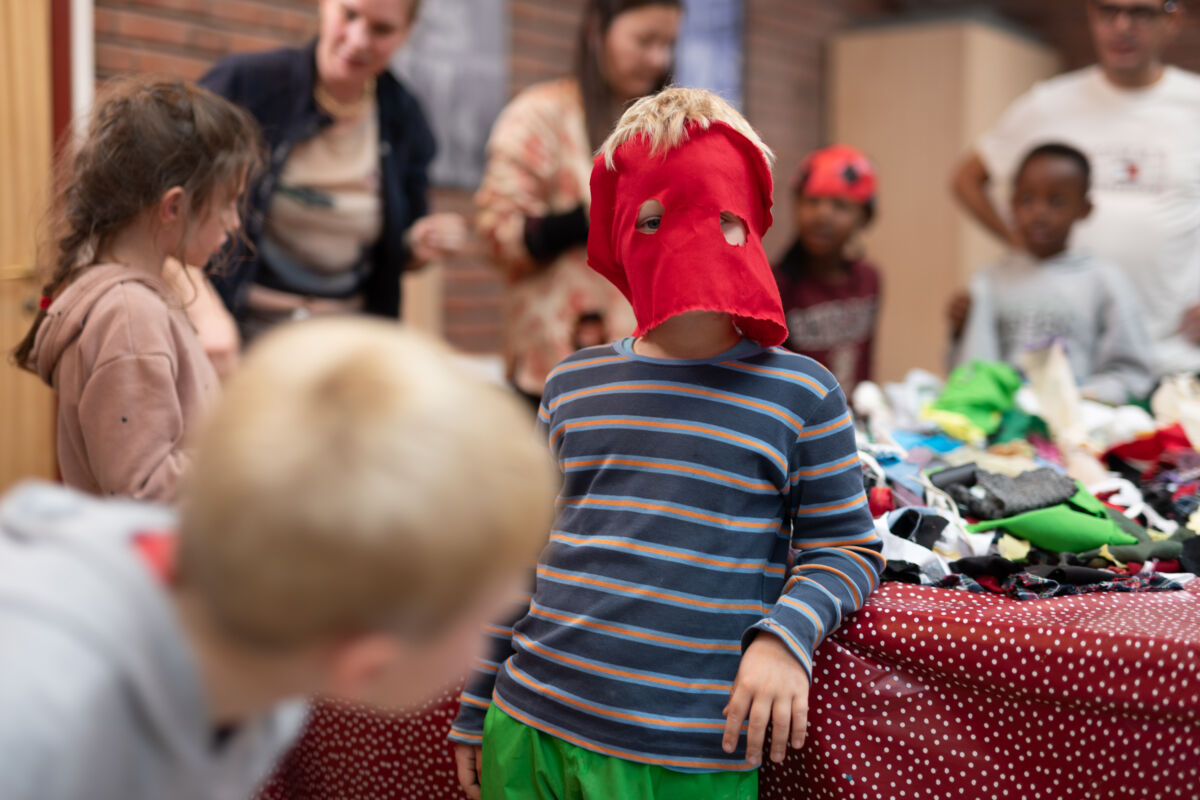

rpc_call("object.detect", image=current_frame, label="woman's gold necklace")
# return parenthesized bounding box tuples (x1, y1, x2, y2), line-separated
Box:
(314, 76, 376, 119)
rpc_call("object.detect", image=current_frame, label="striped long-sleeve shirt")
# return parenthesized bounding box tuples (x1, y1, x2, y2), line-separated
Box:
(449, 337, 883, 771)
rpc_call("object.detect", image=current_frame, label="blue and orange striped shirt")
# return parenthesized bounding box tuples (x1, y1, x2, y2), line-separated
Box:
(449, 337, 883, 771)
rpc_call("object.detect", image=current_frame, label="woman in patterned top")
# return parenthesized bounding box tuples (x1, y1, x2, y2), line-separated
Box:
(476, 0, 683, 405)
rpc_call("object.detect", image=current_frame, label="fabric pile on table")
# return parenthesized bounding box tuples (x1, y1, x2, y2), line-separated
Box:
(852, 358, 1200, 600)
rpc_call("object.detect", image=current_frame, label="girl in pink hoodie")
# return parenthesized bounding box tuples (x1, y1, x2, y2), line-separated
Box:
(13, 76, 261, 502)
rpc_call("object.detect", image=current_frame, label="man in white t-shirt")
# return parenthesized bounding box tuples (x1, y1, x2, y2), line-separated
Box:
(951, 0, 1200, 377)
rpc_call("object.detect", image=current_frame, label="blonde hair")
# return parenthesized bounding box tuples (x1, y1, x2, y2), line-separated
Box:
(177, 318, 555, 648)
(598, 87, 774, 170)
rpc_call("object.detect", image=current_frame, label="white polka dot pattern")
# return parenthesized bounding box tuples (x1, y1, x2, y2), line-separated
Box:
(258, 582, 1200, 799)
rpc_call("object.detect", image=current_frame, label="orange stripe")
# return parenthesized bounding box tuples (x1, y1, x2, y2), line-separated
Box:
(841, 548, 882, 589)
(791, 454, 860, 479)
(552, 418, 785, 471)
(492, 695, 748, 772)
(539, 566, 767, 613)
(563, 457, 775, 492)
(795, 564, 862, 606)
(550, 355, 628, 377)
(459, 695, 490, 709)
(720, 361, 827, 396)
(845, 545, 887, 564)
(515, 634, 732, 691)
(758, 624, 812, 668)
(796, 415, 850, 440)
(507, 665, 726, 730)
(795, 496, 865, 515)
(793, 533, 881, 549)
(530, 605, 743, 652)
(779, 597, 824, 638)
(472, 660, 499, 673)
(561, 497, 777, 530)
(484, 625, 513, 637)
(552, 533, 772, 571)
(451, 731, 483, 743)
(550, 383, 801, 428)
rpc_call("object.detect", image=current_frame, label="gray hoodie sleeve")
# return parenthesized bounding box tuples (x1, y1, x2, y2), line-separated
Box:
(1080, 264, 1156, 405)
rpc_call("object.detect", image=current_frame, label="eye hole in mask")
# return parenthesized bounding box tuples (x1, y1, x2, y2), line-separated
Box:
(720, 211, 747, 246)
(635, 199, 664, 234)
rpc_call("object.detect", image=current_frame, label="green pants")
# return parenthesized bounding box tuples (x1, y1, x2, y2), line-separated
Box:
(480, 705, 758, 800)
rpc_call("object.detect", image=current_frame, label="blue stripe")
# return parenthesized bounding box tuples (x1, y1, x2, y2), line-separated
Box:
(509, 634, 733, 695)
(549, 531, 773, 573)
(536, 564, 769, 616)
(561, 453, 780, 495)
(549, 415, 787, 475)
(527, 600, 745, 654)
(794, 494, 869, 518)
(558, 494, 782, 533)
(550, 380, 804, 432)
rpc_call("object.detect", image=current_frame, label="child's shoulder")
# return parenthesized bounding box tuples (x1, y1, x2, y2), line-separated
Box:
(720, 345, 844, 410)
(69, 269, 179, 356)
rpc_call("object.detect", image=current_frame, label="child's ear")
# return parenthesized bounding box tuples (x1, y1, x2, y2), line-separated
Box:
(159, 186, 187, 226)
(323, 632, 402, 703)
(1081, 196, 1094, 220)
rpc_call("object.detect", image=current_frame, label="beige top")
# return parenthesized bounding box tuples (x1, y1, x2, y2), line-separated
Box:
(266, 104, 384, 274)
(29, 265, 219, 503)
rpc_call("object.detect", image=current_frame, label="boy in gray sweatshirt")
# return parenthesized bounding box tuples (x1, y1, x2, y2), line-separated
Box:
(0, 317, 555, 800)
(956, 142, 1155, 405)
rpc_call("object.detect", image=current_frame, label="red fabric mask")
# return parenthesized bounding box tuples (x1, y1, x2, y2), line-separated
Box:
(587, 122, 787, 347)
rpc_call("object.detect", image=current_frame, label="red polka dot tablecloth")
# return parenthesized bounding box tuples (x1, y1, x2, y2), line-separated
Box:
(258, 582, 1200, 799)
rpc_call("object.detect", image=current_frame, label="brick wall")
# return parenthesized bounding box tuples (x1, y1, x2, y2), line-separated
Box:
(94, 0, 317, 80)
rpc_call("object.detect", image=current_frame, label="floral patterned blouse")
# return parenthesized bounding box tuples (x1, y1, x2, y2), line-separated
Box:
(476, 78, 635, 396)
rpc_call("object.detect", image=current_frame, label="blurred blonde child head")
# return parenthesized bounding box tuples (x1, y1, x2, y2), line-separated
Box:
(178, 317, 556, 707)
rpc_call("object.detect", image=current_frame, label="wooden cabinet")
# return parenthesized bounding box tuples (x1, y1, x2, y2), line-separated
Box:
(1, 0, 57, 490)
(829, 16, 1060, 382)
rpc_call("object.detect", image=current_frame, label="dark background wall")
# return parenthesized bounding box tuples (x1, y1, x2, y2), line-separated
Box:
(90, 0, 1200, 353)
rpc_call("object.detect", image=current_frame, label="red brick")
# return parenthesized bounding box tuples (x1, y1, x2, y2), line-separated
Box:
(96, 41, 141, 74)
(138, 48, 213, 80)
(111, 9, 192, 47)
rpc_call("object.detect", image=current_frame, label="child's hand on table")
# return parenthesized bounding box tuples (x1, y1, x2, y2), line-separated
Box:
(722, 632, 811, 766)
(454, 743, 483, 799)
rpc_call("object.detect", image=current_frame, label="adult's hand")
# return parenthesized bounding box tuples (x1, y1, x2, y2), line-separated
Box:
(951, 151, 1023, 249)
(407, 213, 470, 266)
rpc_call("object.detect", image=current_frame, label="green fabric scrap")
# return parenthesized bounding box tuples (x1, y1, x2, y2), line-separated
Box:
(967, 482, 1140, 553)
(1077, 517, 1195, 563)
(928, 360, 1022, 441)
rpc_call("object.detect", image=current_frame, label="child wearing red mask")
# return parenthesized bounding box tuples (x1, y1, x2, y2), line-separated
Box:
(774, 145, 881, 396)
(450, 88, 883, 799)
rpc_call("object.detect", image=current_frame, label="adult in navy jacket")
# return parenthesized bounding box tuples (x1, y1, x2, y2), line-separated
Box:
(178, 0, 463, 374)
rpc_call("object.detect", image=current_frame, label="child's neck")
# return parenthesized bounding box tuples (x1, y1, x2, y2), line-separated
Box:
(634, 311, 741, 360)
(95, 216, 171, 278)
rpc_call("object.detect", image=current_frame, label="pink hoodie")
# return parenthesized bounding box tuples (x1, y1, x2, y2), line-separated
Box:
(28, 264, 218, 502)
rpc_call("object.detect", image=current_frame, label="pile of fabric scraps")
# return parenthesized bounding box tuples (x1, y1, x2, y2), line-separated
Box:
(853, 362, 1200, 599)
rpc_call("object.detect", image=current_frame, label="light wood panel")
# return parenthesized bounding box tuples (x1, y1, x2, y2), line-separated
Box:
(830, 17, 1060, 382)
(1, 0, 57, 489)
